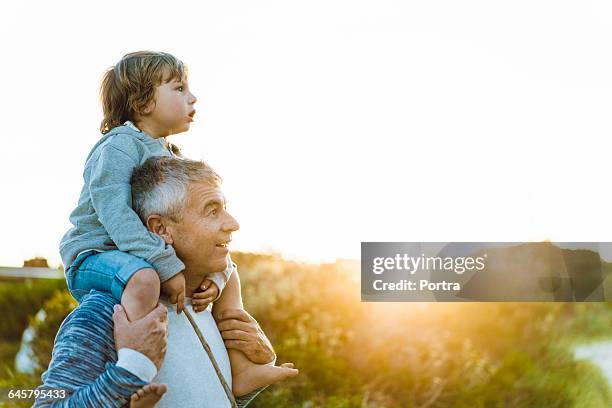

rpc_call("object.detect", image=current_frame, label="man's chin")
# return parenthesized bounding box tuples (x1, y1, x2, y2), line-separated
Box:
(217, 259, 229, 272)
(201, 260, 228, 274)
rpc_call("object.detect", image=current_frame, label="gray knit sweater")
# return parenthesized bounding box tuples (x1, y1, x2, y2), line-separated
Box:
(59, 123, 185, 282)
(59, 123, 231, 290)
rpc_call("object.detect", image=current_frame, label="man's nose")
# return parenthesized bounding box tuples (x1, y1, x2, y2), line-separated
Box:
(223, 212, 240, 232)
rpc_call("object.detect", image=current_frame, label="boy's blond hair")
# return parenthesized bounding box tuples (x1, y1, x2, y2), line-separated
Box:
(100, 51, 187, 134)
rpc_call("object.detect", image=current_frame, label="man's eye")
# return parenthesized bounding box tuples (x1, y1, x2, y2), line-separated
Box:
(211, 209, 218, 216)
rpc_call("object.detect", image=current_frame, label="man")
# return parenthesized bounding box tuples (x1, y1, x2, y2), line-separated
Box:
(35, 156, 297, 407)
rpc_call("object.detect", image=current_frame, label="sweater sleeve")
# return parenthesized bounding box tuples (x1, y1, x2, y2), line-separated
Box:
(88, 144, 184, 282)
(34, 364, 146, 408)
(33, 296, 148, 407)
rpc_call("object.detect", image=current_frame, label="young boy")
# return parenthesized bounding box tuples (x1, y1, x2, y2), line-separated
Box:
(60, 51, 296, 405)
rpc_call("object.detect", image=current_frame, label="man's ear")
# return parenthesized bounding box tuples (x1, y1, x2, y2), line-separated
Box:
(146, 214, 174, 245)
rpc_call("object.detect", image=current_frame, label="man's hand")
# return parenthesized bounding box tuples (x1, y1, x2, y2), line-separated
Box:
(161, 272, 186, 314)
(192, 279, 219, 313)
(113, 303, 168, 370)
(216, 309, 276, 364)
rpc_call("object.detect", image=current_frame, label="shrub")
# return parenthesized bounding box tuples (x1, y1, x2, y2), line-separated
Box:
(1, 253, 610, 407)
(0, 280, 66, 342)
(29, 291, 76, 371)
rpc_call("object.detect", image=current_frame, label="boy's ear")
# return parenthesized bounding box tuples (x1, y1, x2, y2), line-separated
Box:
(141, 99, 156, 115)
(133, 102, 154, 121)
(146, 214, 174, 245)
(141, 104, 153, 115)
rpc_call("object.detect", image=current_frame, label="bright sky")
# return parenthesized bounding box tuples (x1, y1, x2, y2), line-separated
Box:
(1, 1, 612, 268)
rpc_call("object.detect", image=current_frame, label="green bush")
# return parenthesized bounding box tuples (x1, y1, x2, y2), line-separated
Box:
(0, 254, 610, 407)
(236, 255, 611, 407)
(0, 341, 21, 378)
(29, 291, 76, 371)
(0, 279, 66, 342)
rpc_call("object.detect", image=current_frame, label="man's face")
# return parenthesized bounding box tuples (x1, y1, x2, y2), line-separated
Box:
(169, 181, 239, 275)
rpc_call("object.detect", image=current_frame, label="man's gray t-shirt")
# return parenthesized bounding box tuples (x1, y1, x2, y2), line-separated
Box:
(156, 298, 233, 407)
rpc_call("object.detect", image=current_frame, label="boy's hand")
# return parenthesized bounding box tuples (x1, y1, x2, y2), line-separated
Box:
(192, 279, 219, 313)
(161, 272, 186, 314)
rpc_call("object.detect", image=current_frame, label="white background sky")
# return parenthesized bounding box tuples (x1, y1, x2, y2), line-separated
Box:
(1, 1, 612, 268)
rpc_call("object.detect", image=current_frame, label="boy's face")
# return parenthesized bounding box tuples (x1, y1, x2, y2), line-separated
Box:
(142, 74, 197, 137)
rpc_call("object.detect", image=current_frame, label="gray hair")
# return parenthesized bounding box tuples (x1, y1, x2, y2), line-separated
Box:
(131, 156, 222, 223)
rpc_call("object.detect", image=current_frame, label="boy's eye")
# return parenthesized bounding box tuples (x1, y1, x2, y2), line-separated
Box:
(177, 86, 184, 92)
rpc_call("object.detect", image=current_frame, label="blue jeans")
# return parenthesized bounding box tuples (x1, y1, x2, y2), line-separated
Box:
(66, 250, 153, 303)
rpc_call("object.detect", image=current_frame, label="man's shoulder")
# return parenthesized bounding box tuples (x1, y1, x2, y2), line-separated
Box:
(61, 291, 116, 332)
(51, 291, 118, 370)
(79, 290, 116, 309)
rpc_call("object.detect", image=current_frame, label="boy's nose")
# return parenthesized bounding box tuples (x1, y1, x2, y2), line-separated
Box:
(189, 92, 197, 104)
